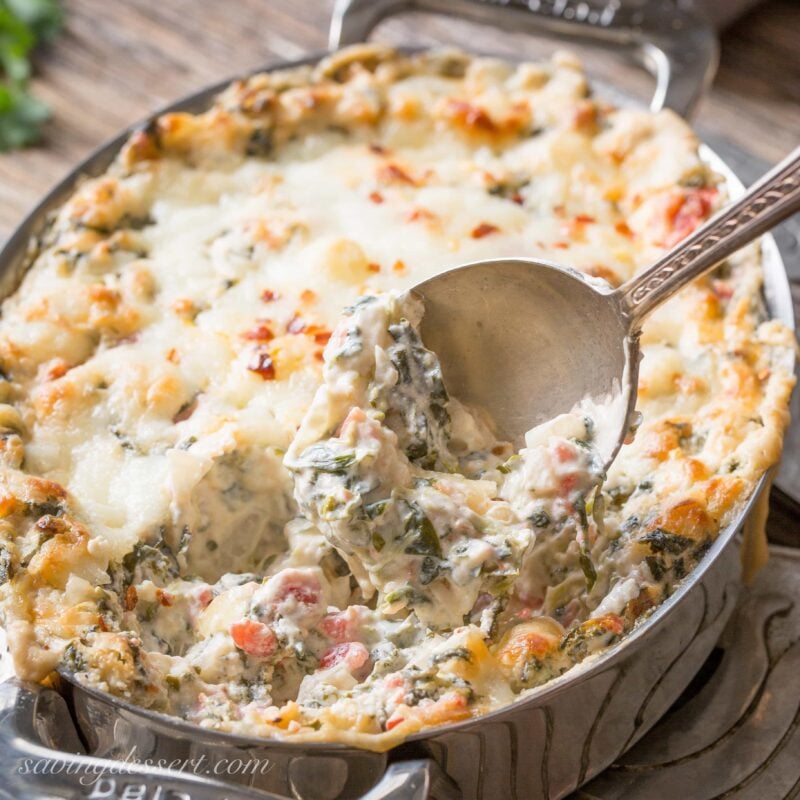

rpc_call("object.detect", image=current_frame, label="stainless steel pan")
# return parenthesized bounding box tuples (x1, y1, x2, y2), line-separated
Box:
(0, 2, 794, 799)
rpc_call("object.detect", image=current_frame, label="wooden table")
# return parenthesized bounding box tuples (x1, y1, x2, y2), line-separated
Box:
(0, 0, 797, 540)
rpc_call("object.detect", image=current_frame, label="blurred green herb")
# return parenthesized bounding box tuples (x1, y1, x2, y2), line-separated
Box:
(0, 0, 62, 151)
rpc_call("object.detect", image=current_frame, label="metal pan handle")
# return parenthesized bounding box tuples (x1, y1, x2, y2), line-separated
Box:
(0, 680, 278, 800)
(0, 680, 459, 800)
(329, 0, 719, 118)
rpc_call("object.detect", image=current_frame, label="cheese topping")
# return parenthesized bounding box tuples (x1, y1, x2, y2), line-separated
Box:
(0, 45, 793, 750)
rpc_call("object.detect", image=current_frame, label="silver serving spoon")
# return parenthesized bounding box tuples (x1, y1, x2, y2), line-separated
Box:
(414, 146, 800, 469)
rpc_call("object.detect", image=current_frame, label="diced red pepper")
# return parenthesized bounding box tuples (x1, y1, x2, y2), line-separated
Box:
(242, 322, 275, 342)
(319, 642, 370, 672)
(260, 289, 280, 302)
(471, 222, 500, 239)
(230, 620, 278, 658)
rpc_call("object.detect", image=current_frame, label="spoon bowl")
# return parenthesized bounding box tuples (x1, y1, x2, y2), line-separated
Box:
(414, 258, 637, 467)
(413, 146, 800, 468)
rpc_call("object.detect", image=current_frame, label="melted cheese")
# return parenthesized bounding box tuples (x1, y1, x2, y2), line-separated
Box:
(0, 45, 793, 750)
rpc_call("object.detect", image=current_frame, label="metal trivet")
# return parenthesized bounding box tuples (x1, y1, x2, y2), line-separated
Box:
(572, 544, 800, 800)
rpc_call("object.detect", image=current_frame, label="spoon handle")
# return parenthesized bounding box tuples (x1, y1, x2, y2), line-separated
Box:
(620, 145, 800, 329)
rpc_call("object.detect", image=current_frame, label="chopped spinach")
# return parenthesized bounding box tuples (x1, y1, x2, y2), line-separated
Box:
(639, 528, 692, 555)
(301, 445, 357, 475)
(579, 547, 596, 590)
(0, 545, 13, 584)
(529, 509, 551, 528)
(403, 506, 442, 558)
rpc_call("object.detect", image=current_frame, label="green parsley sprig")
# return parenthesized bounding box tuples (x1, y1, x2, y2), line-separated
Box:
(0, 0, 62, 151)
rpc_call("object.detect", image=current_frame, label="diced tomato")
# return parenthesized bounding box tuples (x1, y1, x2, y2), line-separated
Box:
(560, 474, 578, 493)
(553, 441, 576, 463)
(230, 620, 278, 658)
(156, 589, 174, 607)
(383, 674, 407, 703)
(320, 608, 362, 642)
(124, 585, 138, 612)
(319, 642, 370, 673)
(385, 714, 405, 731)
(338, 407, 367, 437)
(194, 586, 214, 609)
(665, 187, 717, 247)
(384, 674, 405, 689)
(270, 570, 321, 607)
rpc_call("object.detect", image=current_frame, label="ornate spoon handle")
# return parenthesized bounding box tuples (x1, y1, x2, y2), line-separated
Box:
(621, 145, 800, 328)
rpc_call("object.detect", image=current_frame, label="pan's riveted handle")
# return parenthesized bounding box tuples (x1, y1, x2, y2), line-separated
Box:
(0, 680, 281, 800)
(359, 760, 461, 800)
(328, 0, 718, 118)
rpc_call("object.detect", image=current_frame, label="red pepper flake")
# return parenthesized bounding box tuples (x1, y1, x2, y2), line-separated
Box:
(511, 192, 524, 205)
(172, 396, 198, 423)
(368, 143, 389, 156)
(406, 208, 437, 224)
(574, 214, 596, 224)
(378, 163, 417, 186)
(306, 325, 332, 345)
(300, 289, 317, 305)
(665, 187, 718, 247)
(471, 222, 500, 239)
(242, 322, 275, 342)
(369, 190, 385, 204)
(367, 262, 381, 273)
(45, 359, 70, 381)
(260, 289, 280, 302)
(286, 314, 306, 334)
(124, 585, 138, 612)
(447, 99, 496, 132)
(248, 351, 276, 380)
(314, 349, 325, 362)
(156, 589, 174, 607)
(392, 259, 407, 274)
(711, 279, 733, 300)
(614, 221, 634, 239)
(552, 241, 570, 249)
